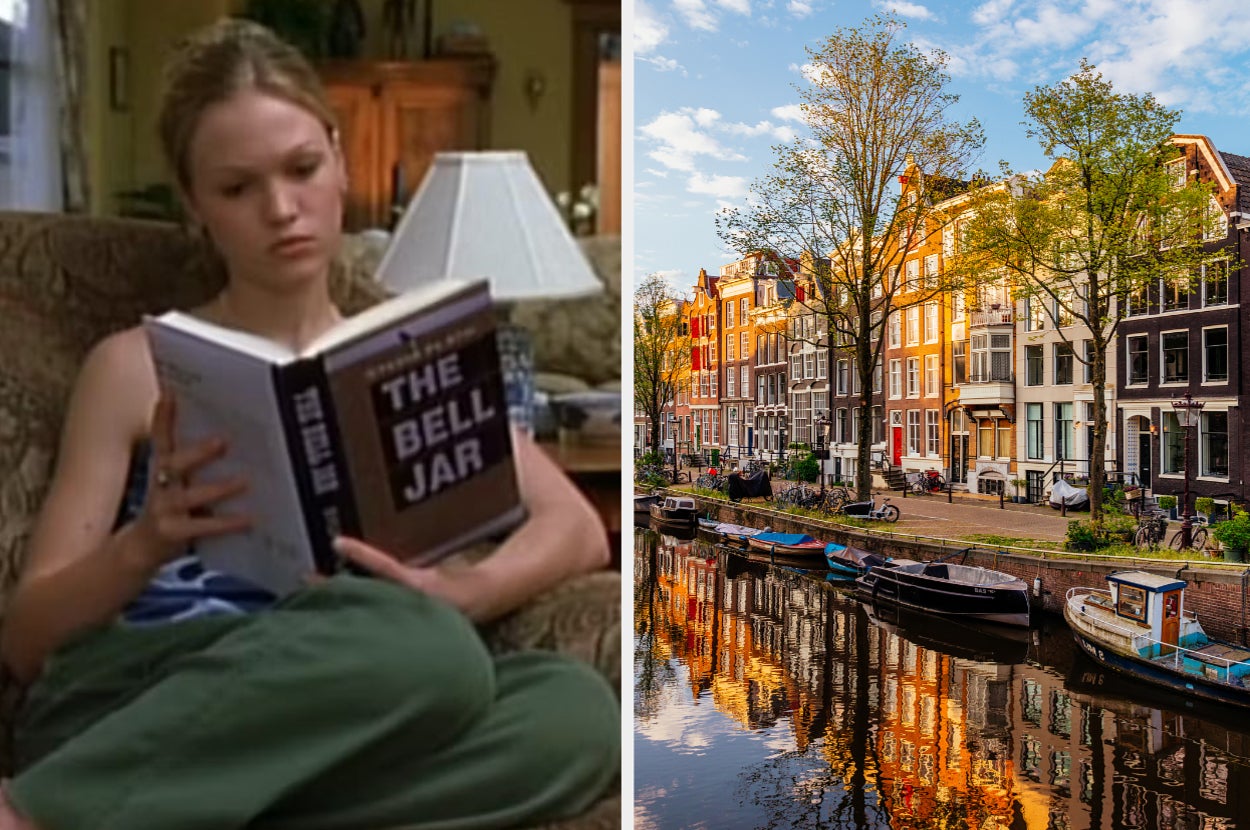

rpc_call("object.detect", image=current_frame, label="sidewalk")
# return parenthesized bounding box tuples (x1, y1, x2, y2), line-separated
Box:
(673, 472, 1079, 545)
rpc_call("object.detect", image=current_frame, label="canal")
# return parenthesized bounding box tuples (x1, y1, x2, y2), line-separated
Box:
(633, 528, 1250, 829)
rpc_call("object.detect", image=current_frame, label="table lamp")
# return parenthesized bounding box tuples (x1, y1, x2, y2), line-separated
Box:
(374, 151, 604, 431)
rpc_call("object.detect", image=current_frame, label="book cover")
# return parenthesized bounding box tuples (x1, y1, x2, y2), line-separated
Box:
(145, 279, 524, 596)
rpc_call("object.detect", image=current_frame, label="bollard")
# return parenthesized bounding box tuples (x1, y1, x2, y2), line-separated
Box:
(948, 482, 953, 503)
(999, 487, 1005, 509)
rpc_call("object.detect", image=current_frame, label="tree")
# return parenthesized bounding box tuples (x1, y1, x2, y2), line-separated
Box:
(634, 273, 691, 460)
(954, 61, 1219, 522)
(718, 14, 984, 499)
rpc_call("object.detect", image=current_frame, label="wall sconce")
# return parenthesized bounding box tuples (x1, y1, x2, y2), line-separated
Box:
(1149, 423, 1159, 435)
(524, 69, 547, 112)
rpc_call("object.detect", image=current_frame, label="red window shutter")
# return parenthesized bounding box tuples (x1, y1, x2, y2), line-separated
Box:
(691, 316, 700, 338)
(796, 285, 806, 302)
(692, 349, 701, 370)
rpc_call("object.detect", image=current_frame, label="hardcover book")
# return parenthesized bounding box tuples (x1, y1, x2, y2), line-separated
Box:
(144, 279, 524, 596)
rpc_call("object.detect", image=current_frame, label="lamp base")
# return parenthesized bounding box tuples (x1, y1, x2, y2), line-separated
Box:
(496, 323, 535, 436)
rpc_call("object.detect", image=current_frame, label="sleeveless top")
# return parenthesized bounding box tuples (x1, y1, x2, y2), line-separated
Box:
(116, 442, 277, 625)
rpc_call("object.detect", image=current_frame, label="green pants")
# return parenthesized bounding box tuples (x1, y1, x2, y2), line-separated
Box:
(10, 576, 619, 830)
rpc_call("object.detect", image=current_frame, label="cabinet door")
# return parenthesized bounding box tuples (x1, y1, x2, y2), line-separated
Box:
(324, 82, 382, 229)
(381, 81, 482, 211)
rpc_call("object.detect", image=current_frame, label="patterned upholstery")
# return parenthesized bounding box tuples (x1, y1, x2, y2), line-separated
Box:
(0, 212, 620, 826)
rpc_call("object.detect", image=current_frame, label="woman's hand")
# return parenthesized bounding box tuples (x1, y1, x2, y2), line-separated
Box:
(130, 393, 252, 569)
(332, 536, 493, 621)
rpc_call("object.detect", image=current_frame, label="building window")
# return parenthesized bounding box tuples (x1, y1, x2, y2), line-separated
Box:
(758, 375, 766, 404)
(1204, 327, 1228, 382)
(971, 333, 1012, 382)
(740, 330, 749, 358)
(836, 359, 848, 395)
(727, 369, 735, 396)
(907, 410, 921, 455)
(1201, 411, 1229, 477)
(952, 341, 965, 385)
(952, 291, 966, 321)
(1127, 335, 1148, 385)
(1162, 331, 1188, 383)
(906, 306, 920, 346)
(727, 407, 738, 447)
(997, 419, 1012, 458)
(1026, 296, 1045, 331)
(725, 301, 734, 328)
(741, 364, 749, 390)
(925, 409, 940, 456)
(978, 418, 994, 458)
(837, 407, 849, 443)
(924, 354, 939, 396)
(1025, 345, 1043, 386)
(1203, 260, 1228, 306)
(1054, 343, 1073, 385)
(888, 314, 901, 348)
(889, 359, 902, 399)
(905, 259, 920, 292)
(1162, 411, 1183, 474)
(740, 297, 748, 320)
(804, 352, 816, 379)
(873, 406, 884, 444)
(873, 361, 883, 394)
(1055, 289, 1076, 327)
(923, 302, 939, 343)
(726, 336, 735, 362)
(1083, 340, 1094, 384)
(1056, 402, 1073, 460)
(1167, 158, 1186, 188)
(1160, 274, 1189, 312)
(1026, 403, 1044, 460)
(790, 354, 802, 379)
(924, 254, 939, 288)
(906, 357, 920, 398)
(1126, 283, 1148, 317)
(816, 350, 828, 380)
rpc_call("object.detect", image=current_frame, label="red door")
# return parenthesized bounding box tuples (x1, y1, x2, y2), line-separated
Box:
(892, 426, 903, 466)
(1160, 589, 1181, 654)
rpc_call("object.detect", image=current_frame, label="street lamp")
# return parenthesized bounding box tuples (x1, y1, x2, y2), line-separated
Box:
(815, 410, 831, 499)
(1172, 393, 1206, 550)
(780, 426, 788, 467)
(668, 413, 679, 485)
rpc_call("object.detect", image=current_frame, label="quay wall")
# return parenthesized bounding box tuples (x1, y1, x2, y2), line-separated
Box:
(687, 494, 1250, 645)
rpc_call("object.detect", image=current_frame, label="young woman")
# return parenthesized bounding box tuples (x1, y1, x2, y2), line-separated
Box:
(0, 19, 618, 830)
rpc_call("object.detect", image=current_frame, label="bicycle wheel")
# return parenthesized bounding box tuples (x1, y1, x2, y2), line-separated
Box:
(1192, 527, 1209, 549)
(881, 504, 900, 522)
(1133, 527, 1152, 549)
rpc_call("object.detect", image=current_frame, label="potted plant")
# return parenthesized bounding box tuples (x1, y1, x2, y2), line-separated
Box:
(1012, 478, 1029, 504)
(1213, 508, 1250, 563)
(1195, 497, 1216, 521)
(1157, 494, 1177, 519)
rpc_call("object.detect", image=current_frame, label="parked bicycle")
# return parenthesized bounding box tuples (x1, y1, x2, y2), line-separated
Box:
(907, 470, 947, 495)
(1168, 516, 1208, 552)
(1133, 512, 1169, 549)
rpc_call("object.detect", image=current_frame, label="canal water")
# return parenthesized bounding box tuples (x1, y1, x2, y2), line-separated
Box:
(634, 528, 1250, 829)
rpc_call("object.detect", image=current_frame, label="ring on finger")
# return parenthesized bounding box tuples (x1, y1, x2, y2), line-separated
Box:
(155, 468, 173, 489)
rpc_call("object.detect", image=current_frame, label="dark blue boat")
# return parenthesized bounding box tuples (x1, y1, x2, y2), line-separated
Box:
(824, 543, 889, 576)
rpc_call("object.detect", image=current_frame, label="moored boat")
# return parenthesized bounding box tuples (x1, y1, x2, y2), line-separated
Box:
(746, 532, 827, 559)
(649, 495, 698, 532)
(856, 559, 1031, 628)
(712, 522, 770, 546)
(1064, 570, 1250, 710)
(824, 543, 890, 576)
(634, 493, 661, 525)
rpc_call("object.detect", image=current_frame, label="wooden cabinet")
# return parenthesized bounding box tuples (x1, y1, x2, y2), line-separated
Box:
(319, 58, 496, 230)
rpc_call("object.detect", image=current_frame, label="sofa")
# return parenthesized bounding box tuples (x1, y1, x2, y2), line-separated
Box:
(0, 212, 621, 828)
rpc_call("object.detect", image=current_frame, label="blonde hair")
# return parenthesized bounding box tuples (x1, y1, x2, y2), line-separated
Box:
(158, 18, 337, 192)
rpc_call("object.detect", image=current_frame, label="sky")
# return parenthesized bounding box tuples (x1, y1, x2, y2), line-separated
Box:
(633, 0, 1250, 297)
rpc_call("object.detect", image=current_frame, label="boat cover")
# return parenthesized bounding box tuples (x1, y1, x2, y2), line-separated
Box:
(1049, 478, 1089, 508)
(754, 532, 816, 546)
(727, 470, 773, 501)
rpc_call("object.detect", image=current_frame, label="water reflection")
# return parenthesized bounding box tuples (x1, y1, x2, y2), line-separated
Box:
(634, 529, 1250, 829)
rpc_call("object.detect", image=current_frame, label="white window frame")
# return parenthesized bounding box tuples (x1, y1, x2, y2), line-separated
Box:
(1202, 325, 1228, 384)
(889, 359, 902, 399)
(923, 302, 939, 344)
(924, 354, 939, 397)
(1126, 334, 1149, 386)
(1160, 328, 1189, 385)
(906, 306, 920, 346)
(905, 357, 920, 398)
(925, 409, 940, 457)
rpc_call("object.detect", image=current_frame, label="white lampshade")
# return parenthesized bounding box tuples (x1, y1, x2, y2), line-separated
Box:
(374, 151, 603, 301)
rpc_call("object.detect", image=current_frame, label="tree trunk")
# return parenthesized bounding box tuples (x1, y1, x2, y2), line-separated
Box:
(1089, 346, 1107, 523)
(855, 329, 875, 501)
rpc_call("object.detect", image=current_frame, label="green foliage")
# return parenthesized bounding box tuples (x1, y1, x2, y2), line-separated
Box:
(1064, 517, 1134, 552)
(1213, 509, 1250, 552)
(1195, 497, 1216, 515)
(1157, 495, 1177, 510)
(633, 274, 691, 459)
(791, 452, 819, 483)
(638, 451, 664, 468)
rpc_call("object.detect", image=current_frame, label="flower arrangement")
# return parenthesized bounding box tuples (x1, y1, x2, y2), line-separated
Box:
(555, 183, 599, 236)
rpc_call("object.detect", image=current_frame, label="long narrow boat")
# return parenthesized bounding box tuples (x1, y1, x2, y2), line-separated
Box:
(712, 522, 770, 546)
(746, 532, 827, 558)
(824, 543, 890, 576)
(1064, 570, 1250, 710)
(856, 559, 1031, 628)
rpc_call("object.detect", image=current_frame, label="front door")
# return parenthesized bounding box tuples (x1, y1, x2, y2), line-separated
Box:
(1139, 433, 1153, 491)
(950, 434, 968, 484)
(892, 426, 903, 466)
(746, 426, 754, 456)
(1160, 589, 1181, 654)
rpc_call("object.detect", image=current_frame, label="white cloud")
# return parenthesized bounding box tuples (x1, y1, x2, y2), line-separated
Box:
(688, 172, 749, 199)
(634, 0, 669, 55)
(771, 103, 805, 122)
(638, 109, 745, 171)
(872, 0, 934, 21)
(971, 0, 1013, 27)
(674, 0, 718, 31)
(723, 119, 797, 142)
(642, 54, 686, 74)
(788, 0, 814, 17)
(715, 0, 752, 14)
(646, 168, 670, 178)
